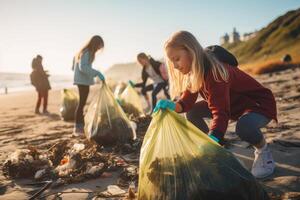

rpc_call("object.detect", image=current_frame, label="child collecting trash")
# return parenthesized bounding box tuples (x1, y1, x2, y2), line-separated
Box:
(154, 31, 277, 179)
(72, 35, 105, 136)
(129, 53, 170, 113)
(30, 55, 51, 114)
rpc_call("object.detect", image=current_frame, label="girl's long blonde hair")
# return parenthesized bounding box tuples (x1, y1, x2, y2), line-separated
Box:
(164, 31, 229, 98)
(76, 35, 104, 64)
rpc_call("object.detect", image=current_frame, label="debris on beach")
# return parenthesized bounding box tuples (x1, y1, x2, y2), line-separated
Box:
(101, 185, 126, 197)
(34, 168, 50, 180)
(3, 148, 51, 178)
(2, 116, 151, 191)
(2, 141, 119, 186)
(94, 184, 138, 199)
(117, 165, 138, 188)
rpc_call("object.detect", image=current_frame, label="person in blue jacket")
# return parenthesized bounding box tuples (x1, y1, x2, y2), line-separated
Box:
(72, 35, 105, 136)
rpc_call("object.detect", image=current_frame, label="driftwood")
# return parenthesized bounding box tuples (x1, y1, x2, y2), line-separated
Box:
(29, 180, 53, 200)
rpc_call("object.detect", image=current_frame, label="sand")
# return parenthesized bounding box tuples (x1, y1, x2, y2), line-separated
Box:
(0, 68, 300, 199)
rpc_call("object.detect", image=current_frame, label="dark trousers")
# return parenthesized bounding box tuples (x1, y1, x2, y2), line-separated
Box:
(142, 82, 170, 109)
(36, 90, 48, 111)
(75, 85, 90, 125)
(186, 101, 270, 145)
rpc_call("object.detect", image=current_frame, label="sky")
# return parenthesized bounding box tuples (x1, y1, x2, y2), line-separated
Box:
(0, 0, 299, 75)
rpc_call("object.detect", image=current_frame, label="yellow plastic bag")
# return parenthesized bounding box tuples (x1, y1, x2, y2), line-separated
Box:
(60, 89, 79, 121)
(84, 82, 136, 146)
(119, 84, 144, 117)
(138, 110, 269, 200)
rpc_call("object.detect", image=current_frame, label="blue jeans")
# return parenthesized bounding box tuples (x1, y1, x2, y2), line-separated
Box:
(141, 82, 170, 110)
(186, 101, 271, 145)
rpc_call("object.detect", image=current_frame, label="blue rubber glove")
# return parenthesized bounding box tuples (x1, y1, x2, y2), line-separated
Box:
(209, 134, 220, 143)
(153, 99, 176, 113)
(128, 80, 135, 87)
(208, 130, 224, 145)
(97, 71, 105, 81)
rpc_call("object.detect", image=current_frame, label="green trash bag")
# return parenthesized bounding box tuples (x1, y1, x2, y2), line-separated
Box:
(60, 89, 79, 121)
(138, 109, 269, 200)
(84, 82, 136, 147)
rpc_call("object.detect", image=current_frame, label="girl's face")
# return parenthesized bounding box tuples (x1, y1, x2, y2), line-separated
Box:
(96, 43, 103, 51)
(166, 47, 192, 75)
(137, 57, 149, 67)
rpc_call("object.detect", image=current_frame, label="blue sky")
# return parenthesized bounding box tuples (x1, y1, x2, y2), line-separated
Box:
(0, 0, 299, 75)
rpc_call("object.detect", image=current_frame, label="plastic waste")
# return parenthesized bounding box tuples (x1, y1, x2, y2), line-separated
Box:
(60, 89, 79, 121)
(138, 109, 270, 200)
(84, 82, 136, 146)
(119, 84, 144, 117)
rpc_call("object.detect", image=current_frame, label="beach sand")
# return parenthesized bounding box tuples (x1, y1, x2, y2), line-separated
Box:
(0, 68, 300, 199)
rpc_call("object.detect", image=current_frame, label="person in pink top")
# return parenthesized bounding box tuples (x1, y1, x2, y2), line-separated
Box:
(129, 53, 170, 112)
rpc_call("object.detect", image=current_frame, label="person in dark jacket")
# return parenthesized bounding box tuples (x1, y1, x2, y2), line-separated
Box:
(130, 53, 170, 112)
(30, 55, 51, 114)
(154, 31, 277, 179)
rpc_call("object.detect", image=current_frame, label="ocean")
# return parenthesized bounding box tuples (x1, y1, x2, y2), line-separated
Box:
(0, 72, 74, 94)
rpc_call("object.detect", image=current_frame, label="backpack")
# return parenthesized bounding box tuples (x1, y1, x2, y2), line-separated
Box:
(205, 45, 239, 67)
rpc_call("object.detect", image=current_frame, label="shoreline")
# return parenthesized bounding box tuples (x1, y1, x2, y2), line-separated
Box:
(0, 72, 73, 95)
(0, 84, 77, 96)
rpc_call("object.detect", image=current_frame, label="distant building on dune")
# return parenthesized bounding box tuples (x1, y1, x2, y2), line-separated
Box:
(229, 27, 240, 43)
(220, 28, 257, 45)
(220, 33, 229, 45)
(241, 30, 258, 41)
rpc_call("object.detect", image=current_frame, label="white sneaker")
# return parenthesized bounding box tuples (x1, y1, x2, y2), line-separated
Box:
(251, 144, 275, 178)
(73, 124, 85, 137)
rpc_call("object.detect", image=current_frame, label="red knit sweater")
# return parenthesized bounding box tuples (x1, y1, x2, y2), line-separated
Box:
(179, 64, 277, 134)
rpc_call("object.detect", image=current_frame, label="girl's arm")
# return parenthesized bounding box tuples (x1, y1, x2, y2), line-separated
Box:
(176, 90, 199, 113)
(206, 73, 230, 137)
(135, 69, 148, 88)
(30, 73, 37, 87)
(78, 51, 99, 77)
